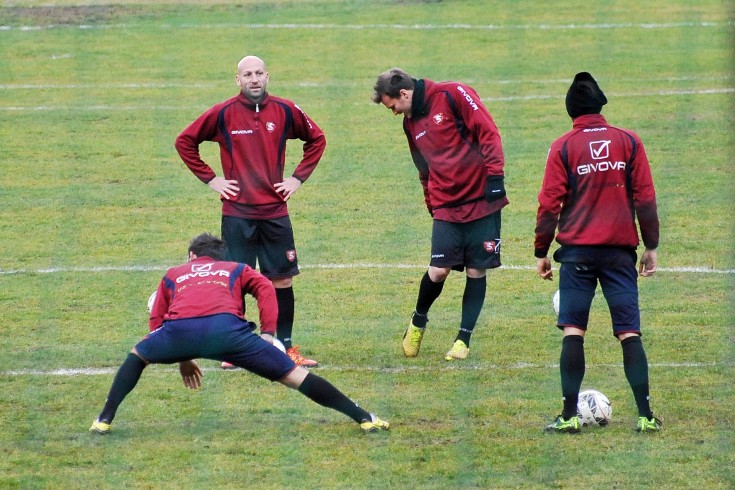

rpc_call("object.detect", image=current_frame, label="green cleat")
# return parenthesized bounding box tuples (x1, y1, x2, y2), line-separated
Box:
(636, 416, 662, 432)
(445, 340, 469, 361)
(545, 415, 581, 433)
(89, 419, 111, 435)
(402, 324, 425, 358)
(360, 413, 390, 433)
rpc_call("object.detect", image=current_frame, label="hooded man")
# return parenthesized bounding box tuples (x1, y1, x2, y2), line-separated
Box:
(534, 72, 662, 433)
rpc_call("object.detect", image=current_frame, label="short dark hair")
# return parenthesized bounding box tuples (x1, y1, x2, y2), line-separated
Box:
(372, 68, 415, 103)
(188, 233, 228, 260)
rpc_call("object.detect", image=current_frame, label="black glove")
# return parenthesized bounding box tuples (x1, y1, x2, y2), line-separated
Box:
(485, 175, 506, 202)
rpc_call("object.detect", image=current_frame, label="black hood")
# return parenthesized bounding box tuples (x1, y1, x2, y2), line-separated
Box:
(411, 78, 429, 119)
(565, 72, 607, 119)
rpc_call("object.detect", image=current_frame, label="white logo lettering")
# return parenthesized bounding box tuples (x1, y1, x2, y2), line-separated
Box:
(295, 104, 313, 129)
(456, 86, 478, 111)
(231, 129, 254, 135)
(415, 130, 427, 141)
(577, 161, 626, 175)
(583, 127, 608, 133)
(176, 264, 231, 283)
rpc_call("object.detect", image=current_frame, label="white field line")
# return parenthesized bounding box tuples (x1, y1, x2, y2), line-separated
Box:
(1, 88, 733, 112)
(1, 263, 733, 276)
(1, 361, 729, 377)
(1, 21, 732, 32)
(1, 76, 733, 91)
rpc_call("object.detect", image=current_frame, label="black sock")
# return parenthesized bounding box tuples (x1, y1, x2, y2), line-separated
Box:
(560, 335, 585, 419)
(98, 353, 147, 423)
(276, 287, 295, 350)
(621, 336, 653, 418)
(413, 271, 445, 328)
(297, 373, 371, 423)
(456, 276, 486, 346)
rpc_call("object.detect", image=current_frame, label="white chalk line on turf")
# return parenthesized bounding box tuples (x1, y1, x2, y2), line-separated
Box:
(1, 264, 733, 275)
(2, 361, 729, 377)
(1, 21, 731, 32)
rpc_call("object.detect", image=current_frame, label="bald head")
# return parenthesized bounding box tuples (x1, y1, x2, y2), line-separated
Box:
(237, 55, 266, 72)
(236, 56, 269, 103)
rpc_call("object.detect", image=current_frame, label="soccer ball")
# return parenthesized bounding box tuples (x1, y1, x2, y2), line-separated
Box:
(272, 338, 287, 353)
(577, 389, 612, 426)
(552, 289, 560, 315)
(147, 291, 157, 313)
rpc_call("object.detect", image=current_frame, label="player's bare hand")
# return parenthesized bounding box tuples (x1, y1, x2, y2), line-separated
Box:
(639, 248, 657, 277)
(179, 360, 202, 390)
(208, 176, 240, 200)
(536, 257, 553, 280)
(274, 176, 301, 201)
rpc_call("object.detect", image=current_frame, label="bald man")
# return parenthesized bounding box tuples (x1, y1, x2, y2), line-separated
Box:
(176, 56, 326, 367)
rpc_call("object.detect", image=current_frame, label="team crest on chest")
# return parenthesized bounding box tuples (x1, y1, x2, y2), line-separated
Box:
(266, 122, 276, 133)
(432, 113, 445, 125)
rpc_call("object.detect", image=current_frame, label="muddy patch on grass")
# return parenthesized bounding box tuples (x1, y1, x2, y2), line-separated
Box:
(1, 5, 145, 26)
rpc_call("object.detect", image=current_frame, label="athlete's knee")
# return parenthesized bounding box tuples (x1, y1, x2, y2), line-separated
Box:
(428, 266, 451, 282)
(130, 347, 150, 364)
(466, 268, 487, 279)
(278, 366, 308, 389)
(272, 277, 293, 289)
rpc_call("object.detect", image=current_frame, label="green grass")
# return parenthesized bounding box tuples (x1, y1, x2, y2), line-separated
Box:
(0, 0, 733, 488)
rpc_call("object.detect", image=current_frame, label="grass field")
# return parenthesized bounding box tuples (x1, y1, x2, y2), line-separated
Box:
(1, 1, 733, 488)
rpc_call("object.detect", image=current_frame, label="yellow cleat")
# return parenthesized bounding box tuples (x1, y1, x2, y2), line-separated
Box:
(636, 416, 662, 432)
(402, 324, 425, 357)
(360, 413, 390, 433)
(89, 419, 111, 435)
(445, 340, 469, 361)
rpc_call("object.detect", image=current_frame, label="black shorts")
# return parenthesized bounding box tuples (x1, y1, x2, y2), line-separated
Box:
(429, 211, 502, 271)
(221, 215, 300, 279)
(135, 314, 296, 381)
(554, 246, 641, 336)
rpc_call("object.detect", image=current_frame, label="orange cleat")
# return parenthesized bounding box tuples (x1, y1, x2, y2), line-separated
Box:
(286, 345, 318, 367)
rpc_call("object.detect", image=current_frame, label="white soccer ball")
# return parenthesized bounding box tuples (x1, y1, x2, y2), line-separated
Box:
(147, 291, 157, 313)
(552, 289, 560, 315)
(577, 389, 612, 427)
(272, 338, 286, 353)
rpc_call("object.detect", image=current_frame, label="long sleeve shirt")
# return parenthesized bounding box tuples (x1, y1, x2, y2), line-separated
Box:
(403, 79, 508, 222)
(175, 92, 326, 219)
(535, 114, 659, 258)
(149, 256, 278, 334)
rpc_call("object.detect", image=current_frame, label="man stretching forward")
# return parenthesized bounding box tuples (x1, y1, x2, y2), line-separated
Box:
(89, 234, 389, 435)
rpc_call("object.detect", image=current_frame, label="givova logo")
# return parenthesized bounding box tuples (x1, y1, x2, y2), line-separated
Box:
(589, 140, 611, 160)
(176, 263, 231, 283)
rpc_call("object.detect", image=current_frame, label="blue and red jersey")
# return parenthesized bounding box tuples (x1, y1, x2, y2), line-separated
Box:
(534, 114, 659, 257)
(175, 92, 326, 220)
(149, 256, 277, 334)
(403, 79, 508, 222)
